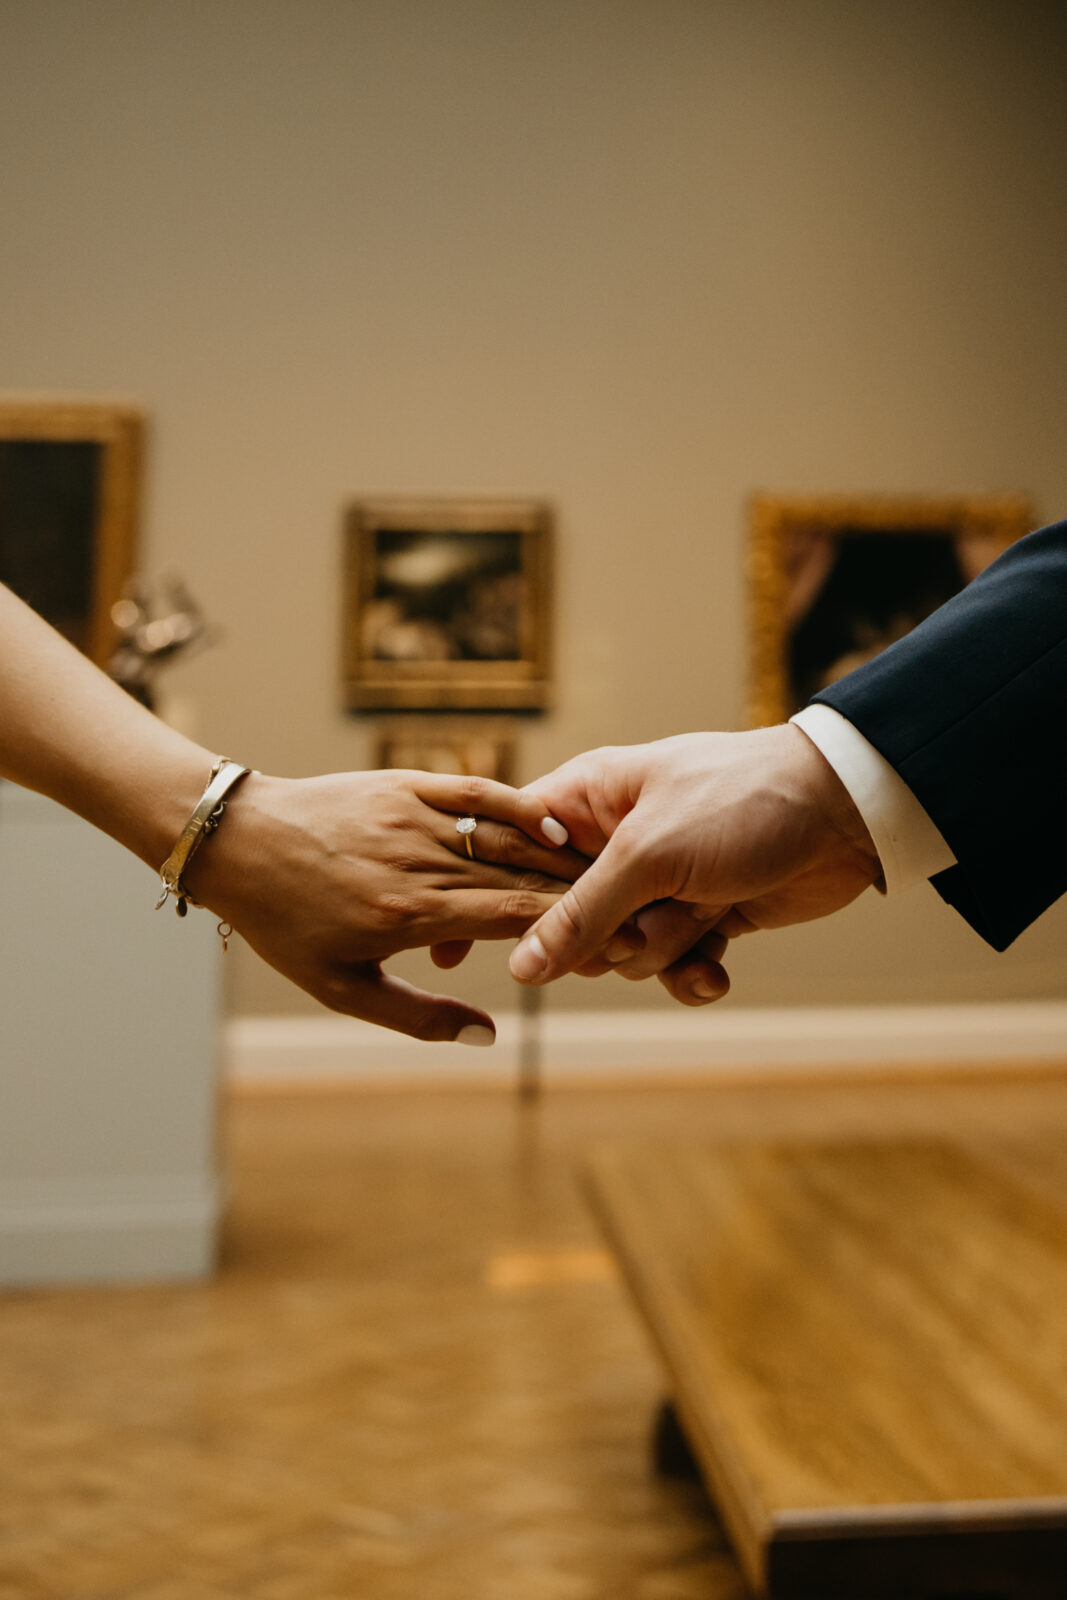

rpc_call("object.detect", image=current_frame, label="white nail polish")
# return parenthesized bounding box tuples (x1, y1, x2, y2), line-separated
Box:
(455, 1024, 495, 1047)
(541, 817, 569, 846)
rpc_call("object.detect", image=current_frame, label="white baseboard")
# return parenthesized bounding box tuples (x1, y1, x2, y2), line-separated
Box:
(0, 1173, 222, 1286)
(225, 1002, 1067, 1090)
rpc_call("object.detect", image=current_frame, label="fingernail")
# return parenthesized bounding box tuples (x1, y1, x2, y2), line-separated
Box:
(510, 934, 548, 981)
(541, 817, 569, 846)
(690, 979, 720, 1001)
(455, 1024, 496, 1047)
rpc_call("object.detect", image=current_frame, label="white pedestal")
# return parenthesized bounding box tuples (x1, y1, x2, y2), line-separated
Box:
(0, 783, 224, 1285)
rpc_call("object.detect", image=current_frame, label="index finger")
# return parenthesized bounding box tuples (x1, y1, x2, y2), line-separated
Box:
(326, 962, 499, 1044)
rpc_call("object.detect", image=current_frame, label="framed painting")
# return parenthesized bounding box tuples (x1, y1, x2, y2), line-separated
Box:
(373, 717, 516, 784)
(0, 399, 144, 668)
(746, 492, 1033, 726)
(343, 497, 552, 711)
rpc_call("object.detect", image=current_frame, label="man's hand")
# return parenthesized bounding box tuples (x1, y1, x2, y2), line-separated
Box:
(510, 727, 882, 999)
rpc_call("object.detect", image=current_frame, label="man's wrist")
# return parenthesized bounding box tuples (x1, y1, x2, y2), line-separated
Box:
(791, 704, 956, 894)
(785, 723, 883, 887)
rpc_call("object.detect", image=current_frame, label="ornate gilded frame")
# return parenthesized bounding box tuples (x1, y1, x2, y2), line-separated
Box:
(373, 717, 516, 784)
(0, 399, 144, 668)
(343, 496, 552, 711)
(747, 491, 1033, 727)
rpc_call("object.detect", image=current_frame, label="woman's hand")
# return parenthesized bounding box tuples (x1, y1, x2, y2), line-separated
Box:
(0, 583, 579, 1041)
(185, 769, 584, 1042)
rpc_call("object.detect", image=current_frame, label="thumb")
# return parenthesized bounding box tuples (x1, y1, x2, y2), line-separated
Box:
(508, 828, 655, 985)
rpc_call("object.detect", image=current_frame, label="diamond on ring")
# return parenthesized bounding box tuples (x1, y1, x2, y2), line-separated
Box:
(456, 816, 478, 859)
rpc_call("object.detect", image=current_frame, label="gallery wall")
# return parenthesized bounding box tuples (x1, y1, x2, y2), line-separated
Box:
(2, 0, 1066, 1019)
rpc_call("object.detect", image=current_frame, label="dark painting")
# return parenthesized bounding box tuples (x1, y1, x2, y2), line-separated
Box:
(0, 439, 103, 653)
(747, 493, 1030, 727)
(362, 528, 525, 663)
(344, 495, 552, 710)
(787, 527, 966, 707)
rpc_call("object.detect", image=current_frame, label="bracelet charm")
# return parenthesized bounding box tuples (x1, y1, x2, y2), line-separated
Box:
(156, 758, 251, 937)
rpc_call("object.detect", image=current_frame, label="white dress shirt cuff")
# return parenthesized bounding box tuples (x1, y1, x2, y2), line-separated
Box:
(790, 703, 957, 895)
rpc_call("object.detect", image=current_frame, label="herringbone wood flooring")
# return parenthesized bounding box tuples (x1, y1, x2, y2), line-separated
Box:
(1, 1073, 1066, 1599)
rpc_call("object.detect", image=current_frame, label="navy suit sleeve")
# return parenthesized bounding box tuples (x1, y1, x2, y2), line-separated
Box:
(813, 517, 1067, 950)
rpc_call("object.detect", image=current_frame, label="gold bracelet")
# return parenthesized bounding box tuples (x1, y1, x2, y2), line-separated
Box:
(155, 758, 252, 935)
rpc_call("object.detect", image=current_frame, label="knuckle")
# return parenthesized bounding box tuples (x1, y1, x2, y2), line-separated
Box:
(515, 871, 558, 893)
(373, 891, 421, 932)
(501, 891, 543, 922)
(384, 849, 424, 875)
(497, 867, 541, 893)
(494, 826, 526, 866)
(556, 893, 589, 942)
(458, 775, 490, 811)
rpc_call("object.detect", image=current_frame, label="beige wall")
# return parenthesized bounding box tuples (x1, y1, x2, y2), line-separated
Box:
(3, 0, 1066, 1018)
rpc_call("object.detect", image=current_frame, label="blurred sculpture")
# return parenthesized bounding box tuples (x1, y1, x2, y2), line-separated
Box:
(108, 576, 219, 710)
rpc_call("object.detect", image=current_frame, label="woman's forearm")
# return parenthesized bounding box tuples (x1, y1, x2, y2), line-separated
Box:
(0, 583, 581, 1038)
(0, 583, 217, 869)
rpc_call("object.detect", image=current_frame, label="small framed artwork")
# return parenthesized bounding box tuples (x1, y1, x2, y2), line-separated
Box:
(0, 399, 145, 668)
(374, 717, 516, 784)
(747, 491, 1033, 726)
(343, 497, 552, 711)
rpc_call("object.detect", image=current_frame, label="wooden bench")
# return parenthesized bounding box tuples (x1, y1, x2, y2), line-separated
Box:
(585, 1137, 1067, 1599)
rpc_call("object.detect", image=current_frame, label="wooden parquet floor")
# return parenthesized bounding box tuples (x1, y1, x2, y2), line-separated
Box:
(1, 1072, 1066, 1600)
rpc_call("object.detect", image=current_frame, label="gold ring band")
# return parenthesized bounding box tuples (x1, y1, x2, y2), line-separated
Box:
(456, 816, 478, 860)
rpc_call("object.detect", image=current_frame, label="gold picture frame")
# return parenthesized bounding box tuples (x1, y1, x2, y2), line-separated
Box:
(0, 398, 144, 668)
(747, 491, 1033, 727)
(343, 497, 552, 711)
(373, 717, 516, 784)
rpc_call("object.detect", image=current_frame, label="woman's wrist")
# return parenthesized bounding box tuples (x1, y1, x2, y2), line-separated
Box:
(0, 584, 223, 868)
(86, 732, 225, 874)
(178, 768, 277, 912)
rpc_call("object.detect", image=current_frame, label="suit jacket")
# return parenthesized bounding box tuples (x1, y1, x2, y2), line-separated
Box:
(813, 517, 1067, 951)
